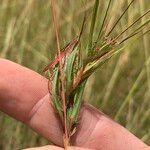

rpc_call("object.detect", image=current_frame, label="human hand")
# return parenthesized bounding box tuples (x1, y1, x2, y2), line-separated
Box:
(0, 58, 149, 150)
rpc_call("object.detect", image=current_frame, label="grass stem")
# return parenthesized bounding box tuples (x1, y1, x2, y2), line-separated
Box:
(106, 0, 135, 37)
(51, 0, 69, 148)
(88, 0, 99, 54)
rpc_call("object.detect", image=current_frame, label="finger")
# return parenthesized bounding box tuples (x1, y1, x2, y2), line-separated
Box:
(23, 145, 93, 150)
(71, 104, 147, 150)
(0, 59, 147, 150)
(0, 58, 48, 121)
(0, 58, 63, 146)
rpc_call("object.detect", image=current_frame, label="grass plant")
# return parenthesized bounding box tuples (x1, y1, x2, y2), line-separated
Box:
(0, 0, 149, 149)
(43, 0, 150, 148)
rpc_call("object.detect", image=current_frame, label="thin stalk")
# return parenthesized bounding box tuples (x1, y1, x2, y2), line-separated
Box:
(51, 0, 68, 148)
(119, 28, 150, 44)
(130, 18, 150, 34)
(102, 58, 121, 108)
(141, 133, 150, 142)
(138, 108, 150, 130)
(88, 0, 99, 54)
(115, 56, 150, 120)
(78, 13, 86, 42)
(104, 0, 124, 37)
(139, 0, 150, 99)
(97, 0, 112, 40)
(106, 0, 135, 37)
(113, 9, 150, 41)
(125, 0, 134, 129)
(115, 69, 144, 121)
(127, 92, 149, 131)
(1, 18, 15, 57)
(119, 18, 150, 44)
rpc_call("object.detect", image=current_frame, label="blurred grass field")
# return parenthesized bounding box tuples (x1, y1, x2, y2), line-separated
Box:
(0, 0, 150, 149)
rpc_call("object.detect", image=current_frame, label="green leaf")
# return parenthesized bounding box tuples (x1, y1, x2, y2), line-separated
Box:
(51, 68, 63, 118)
(83, 46, 125, 81)
(64, 46, 79, 91)
(88, 0, 99, 55)
(69, 82, 86, 123)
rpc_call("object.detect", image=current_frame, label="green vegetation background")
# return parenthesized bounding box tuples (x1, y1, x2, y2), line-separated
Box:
(0, 0, 149, 149)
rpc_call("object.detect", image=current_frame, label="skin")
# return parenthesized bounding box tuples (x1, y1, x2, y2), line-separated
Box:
(0, 58, 149, 150)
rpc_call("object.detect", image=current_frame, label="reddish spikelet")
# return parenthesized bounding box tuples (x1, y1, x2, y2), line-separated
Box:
(73, 67, 83, 90)
(43, 38, 78, 72)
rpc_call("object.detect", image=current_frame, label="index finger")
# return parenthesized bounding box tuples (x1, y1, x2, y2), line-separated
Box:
(0, 58, 63, 146)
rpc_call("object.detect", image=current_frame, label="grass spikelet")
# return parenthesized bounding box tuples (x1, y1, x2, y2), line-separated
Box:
(43, 0, 150, 148)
